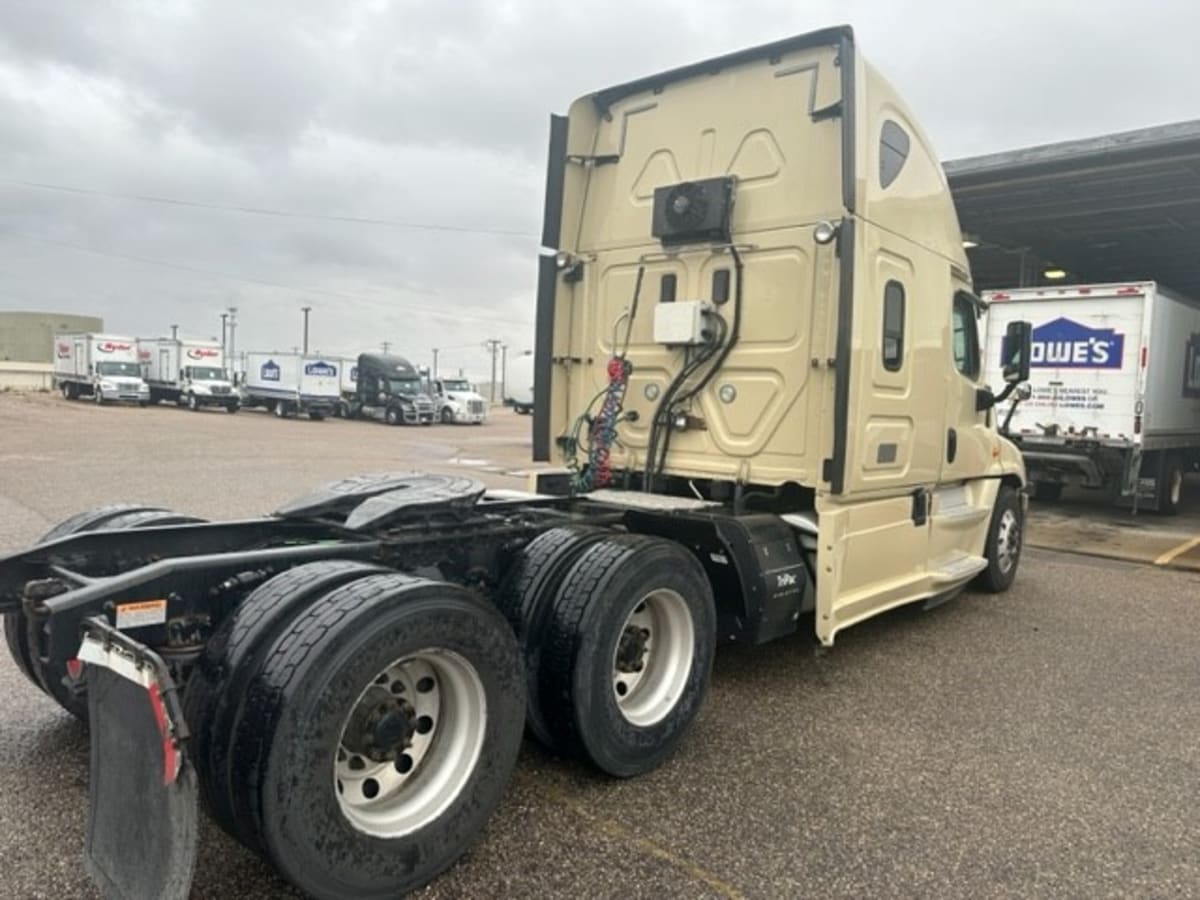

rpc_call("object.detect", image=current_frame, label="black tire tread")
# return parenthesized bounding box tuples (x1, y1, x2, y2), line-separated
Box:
(493, 525, 608, 748)
(185, 559, 389, 843)
(541, 535, 653, 757)
(231, 572, 421, 854)
(974, 485, 1022, 593)
(2, 612, 36, 684)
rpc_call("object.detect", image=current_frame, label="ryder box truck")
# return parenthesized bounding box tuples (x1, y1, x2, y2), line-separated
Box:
(983, 282, 1200, 513)
(53, 333, 150, 405)
(138, 338, 239, 412)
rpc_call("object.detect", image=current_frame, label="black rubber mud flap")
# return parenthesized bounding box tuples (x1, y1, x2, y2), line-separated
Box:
(79, 623, 198, 900)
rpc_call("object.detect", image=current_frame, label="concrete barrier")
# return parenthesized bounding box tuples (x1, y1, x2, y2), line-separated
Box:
(0, 362, 54, 391)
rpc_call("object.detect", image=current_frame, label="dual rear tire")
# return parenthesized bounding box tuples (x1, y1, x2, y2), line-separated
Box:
(498, 529, 717, 777)
(185, 561, 524, 899)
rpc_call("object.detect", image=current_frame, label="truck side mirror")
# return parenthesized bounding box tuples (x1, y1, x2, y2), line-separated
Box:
(1002, 320, 1032, 383)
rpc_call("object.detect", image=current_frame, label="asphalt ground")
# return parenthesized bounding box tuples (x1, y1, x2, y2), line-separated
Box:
(0, 392, 1198, 899)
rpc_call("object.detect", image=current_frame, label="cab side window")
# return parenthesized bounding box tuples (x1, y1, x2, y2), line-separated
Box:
(882, 280, 905, 371)
(951, 292, 981, 380)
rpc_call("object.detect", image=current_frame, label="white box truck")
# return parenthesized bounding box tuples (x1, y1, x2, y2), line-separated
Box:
(53, 333, 149, 405)
(983, 281, 1200, 512)
(138, 338, 239, 412)
(504, 352, 534, 414)
(241, 352, 340, 420)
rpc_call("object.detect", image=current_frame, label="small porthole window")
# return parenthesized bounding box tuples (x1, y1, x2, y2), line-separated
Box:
(879, 120, 910, 189)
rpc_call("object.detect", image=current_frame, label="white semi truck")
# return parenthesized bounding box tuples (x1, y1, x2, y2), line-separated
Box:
(138, 338, 239, 413)
(504, 352, 535, 414)
(5, 28, 1035, 900)
(53, 333, 150, 405)
(983, 282, 1200, 513)
(240, 352, 340, 420)
(430, 376, 488, 424)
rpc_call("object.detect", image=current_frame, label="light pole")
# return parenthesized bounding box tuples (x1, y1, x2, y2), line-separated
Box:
(484, 338, 502, 402)
(170, 323, 179, 340)
(301, 305, 312, 355)
(381, 340, 391, 353)
(227, 306, 238, 367)
(220, 312, 228, 355)
(500, 343, 508, 401)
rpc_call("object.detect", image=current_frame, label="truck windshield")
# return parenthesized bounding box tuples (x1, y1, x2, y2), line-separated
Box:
(98, 362, 140, 377)
(388, 378, 421, 395)
(189, 367, 227, 381)
(441, 379, 470, 392)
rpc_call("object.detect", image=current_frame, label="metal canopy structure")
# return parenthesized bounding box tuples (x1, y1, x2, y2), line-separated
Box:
(945, 120, 1200, 298)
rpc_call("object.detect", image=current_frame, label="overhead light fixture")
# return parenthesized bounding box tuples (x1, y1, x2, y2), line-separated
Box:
(1043, 268, 1067, 280)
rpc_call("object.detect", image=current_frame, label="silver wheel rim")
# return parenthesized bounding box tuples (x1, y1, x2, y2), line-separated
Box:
(334, 649, 486, 839)
(612, 589, 694, 727)
(996, 508, 1021, 574)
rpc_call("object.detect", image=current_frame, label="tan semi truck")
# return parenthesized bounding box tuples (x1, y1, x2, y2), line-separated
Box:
(1, 26, 1031, 899)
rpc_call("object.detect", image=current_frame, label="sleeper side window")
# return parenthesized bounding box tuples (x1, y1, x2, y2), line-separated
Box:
(882, 280, 905, 371)
(879, 120, 911, 189)
(952, 292, 981, 380)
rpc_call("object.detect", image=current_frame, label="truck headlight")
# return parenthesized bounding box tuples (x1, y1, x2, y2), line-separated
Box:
(100, 380, 118, 391)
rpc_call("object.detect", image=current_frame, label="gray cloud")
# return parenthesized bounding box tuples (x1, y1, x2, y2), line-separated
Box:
(0, 0, 1198, 377)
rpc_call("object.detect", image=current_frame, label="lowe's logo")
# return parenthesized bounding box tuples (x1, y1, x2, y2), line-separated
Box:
(261, 360, 280, 381)
(1009, 318, 1125, 369)
(304, 360, 337, 377)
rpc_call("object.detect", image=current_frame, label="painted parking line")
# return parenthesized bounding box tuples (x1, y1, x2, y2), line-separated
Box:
(1154, 535, 1200, 567)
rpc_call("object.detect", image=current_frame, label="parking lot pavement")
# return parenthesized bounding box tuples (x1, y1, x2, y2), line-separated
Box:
(1026, 477, 1200, 571)
(1, 392, 1199, 898)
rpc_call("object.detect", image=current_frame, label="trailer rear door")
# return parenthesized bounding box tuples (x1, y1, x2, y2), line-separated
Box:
(983, 286, 1148, 441)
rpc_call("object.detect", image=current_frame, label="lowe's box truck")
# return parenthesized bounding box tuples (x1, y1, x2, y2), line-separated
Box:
(241, 352, 340, 420)
(983, 281, 1200, 512)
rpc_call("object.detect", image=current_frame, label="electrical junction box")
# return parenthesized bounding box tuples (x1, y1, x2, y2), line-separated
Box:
(653, 300, 713, 345)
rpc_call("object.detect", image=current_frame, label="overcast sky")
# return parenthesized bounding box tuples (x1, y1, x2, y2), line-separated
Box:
(1, 0, 1197, 378)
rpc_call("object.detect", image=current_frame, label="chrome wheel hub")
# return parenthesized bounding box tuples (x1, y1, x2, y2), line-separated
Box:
(335, 649, 486, 838)
(996, 508, 1021, 574)
(612, 589, 694, 727)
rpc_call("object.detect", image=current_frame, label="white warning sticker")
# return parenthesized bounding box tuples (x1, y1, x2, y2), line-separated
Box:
(115, 599, 168, 629)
